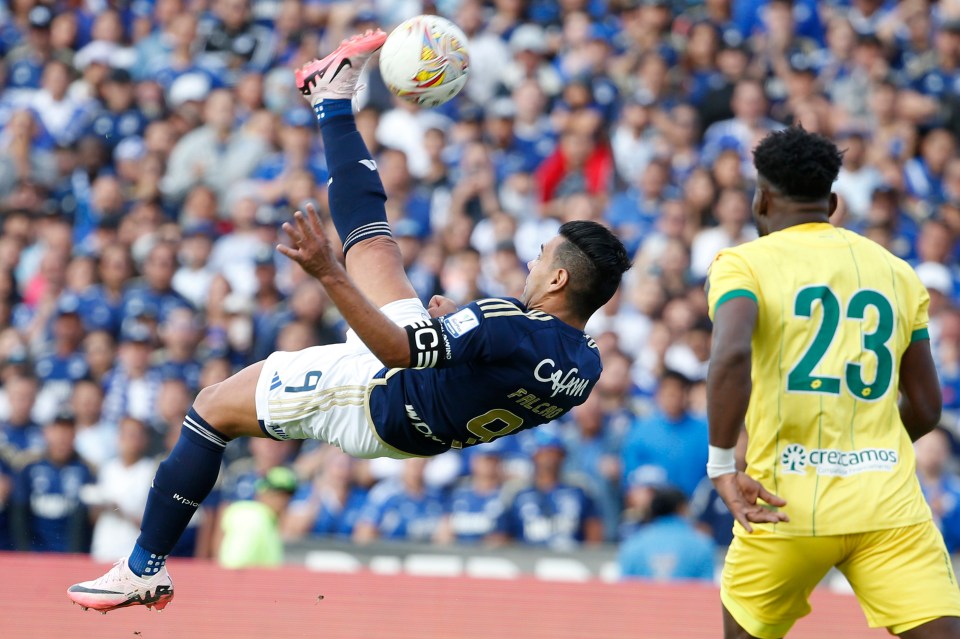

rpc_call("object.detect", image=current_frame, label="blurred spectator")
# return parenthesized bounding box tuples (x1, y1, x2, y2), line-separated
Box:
(622, 370, 708, 497)
(690, 188, 757, 278)
(492, 431, 603, 549)
(11, 411, 94, 552)
(101, 322, 163, 426)
(558, 389, 627, 541)
(0, 372, 44, 466)
(916, 428, 960, 553)
(353, 458, 445, 544)
(70, 378, 115, 468)
(283, 448, 367, 540)
(34, 293, 89, 422)
(86, 417, 156, 562)
(217, 466, 298, 569)
(435, 442, 506, 545)
(618, 485, 716, 581)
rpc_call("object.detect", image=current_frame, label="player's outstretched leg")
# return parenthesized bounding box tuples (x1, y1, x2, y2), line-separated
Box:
(67, 363, 264, 613)
(296, 29, 419, 308)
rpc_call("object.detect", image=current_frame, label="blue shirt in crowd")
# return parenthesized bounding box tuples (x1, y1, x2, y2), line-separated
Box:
(497, 483, 597, 549)
(619, 514, 716, 581)
(621, 410, 709, 497)
(13, 456, 94, 552)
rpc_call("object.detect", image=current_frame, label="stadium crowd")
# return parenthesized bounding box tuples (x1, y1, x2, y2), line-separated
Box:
(2, 0, 960, 580)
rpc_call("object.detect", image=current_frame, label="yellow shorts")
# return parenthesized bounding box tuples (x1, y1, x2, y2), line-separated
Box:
(721, 520, 960, 639)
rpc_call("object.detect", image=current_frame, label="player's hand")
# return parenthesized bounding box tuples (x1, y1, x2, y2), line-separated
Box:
(277, 204, 340, 280)
(712, 471, 788, 533)
(428, 295, 458, 318)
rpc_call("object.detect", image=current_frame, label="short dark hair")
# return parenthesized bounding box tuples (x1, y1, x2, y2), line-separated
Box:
(753, 126, 844, 201)
(554, 221, 631, 319)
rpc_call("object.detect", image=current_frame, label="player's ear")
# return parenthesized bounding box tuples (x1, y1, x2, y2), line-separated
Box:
(550, 267, 569, 292)
(827, 192, 838, 218)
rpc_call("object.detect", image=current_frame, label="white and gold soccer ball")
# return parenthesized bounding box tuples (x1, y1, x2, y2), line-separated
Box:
(379, 15, 470, 108)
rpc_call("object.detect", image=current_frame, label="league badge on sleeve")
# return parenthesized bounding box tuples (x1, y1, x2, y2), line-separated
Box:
(442, 308, 479, 338)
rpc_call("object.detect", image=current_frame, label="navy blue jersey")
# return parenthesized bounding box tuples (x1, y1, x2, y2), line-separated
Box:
(446, 484, 504, 544)
(13, 456, 94, 552)
(496, 482, 597, 549)
(369, 298, 602, 456)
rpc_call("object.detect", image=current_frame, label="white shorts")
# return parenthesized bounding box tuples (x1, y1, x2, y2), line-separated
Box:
(254, 298, 429, 459)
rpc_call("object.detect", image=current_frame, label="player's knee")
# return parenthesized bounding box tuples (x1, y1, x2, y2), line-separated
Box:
(192, 383, 241, 439)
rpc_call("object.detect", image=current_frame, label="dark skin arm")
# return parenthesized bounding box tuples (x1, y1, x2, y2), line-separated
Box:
(898, 338, 942, 442)
(707, 297, 788, 532)
(277, 205, 412, 369)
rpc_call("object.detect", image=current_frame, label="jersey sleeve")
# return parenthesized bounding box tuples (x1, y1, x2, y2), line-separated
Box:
(403, 299, 525, 369)
(706, 249, 760, 321)
(910, 276, 931, 343)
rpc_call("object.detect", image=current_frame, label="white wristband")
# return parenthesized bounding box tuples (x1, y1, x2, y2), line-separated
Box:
(707, 445, 737, 478)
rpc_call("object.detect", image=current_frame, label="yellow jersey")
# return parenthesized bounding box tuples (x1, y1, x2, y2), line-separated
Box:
(707, 222, 932, 536)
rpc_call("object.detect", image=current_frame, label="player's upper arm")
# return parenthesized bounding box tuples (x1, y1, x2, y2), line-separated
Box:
(706, 249, 759, 322)
(403, 299, 522, 369)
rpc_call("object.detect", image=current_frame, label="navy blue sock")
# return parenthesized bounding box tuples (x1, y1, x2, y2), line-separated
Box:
(313, 103, 391, 254)
(130, 408, 229, 577)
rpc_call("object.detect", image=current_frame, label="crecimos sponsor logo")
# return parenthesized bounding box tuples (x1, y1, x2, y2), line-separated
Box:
(780, 443, 899, 477)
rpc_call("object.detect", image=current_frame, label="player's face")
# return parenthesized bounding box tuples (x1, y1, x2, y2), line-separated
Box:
(522, 236, 562, 306)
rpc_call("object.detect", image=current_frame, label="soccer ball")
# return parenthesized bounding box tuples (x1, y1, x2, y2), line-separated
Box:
(379, 15, 470, 108)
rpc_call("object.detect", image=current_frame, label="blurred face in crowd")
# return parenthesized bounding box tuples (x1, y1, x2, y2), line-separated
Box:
(715, 189, 751, 229)
(914, 429, 950, 478)
(71, 380, 103, 426)
(378, 149, 412, 194)
(42, 60, 70, 101)
(251, 436, 294, 471)
(54, 311, 84, 349)
(45, 421, 76, 464)
(533, 444, 565, 480)
(83, 331, 116, 380)
(118, 417, 150, 465)
(216, 0, 250, 30)
(66, 255, 96, 292)
(144, 243, 178, 292)
(277, 321, 316, 352)
(92, 9, 123, 43)
(199, 357, 231, 388)
(917, 221, 953, 264)
(572, 390, 603, 437)
(7, 375, 38, 424)
(120, 339, 152, 376)
(290, 281, 326, 323)
(99, 244, 133, 290)
(470, 451, 503, 485)
(921, 129, 956, 174)
(596, 349, 631, 401)
(204, 90, 236, 133)
(157, 379, 191, 426)
(51, 13, 77, 51)
(731, 81, 767, 124)
(656, 376, 688, 420)
(102, 75, 135, 111)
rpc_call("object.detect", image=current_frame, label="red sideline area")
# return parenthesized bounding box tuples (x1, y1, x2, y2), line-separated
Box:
(0, 552, 886, 639)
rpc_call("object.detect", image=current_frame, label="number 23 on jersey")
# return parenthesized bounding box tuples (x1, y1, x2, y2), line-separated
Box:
(787, 285, 894, 401)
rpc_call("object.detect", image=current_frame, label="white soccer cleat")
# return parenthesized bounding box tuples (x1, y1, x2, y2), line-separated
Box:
(295, 29, 388, 105)
(67, 558, 174, 613)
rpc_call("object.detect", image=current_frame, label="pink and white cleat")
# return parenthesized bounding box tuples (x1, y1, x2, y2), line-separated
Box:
(67, 558, 174, 613)
(295, 29, 388, 104)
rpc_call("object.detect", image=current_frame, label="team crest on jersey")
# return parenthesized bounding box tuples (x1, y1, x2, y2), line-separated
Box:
(442, 308, 479, 338)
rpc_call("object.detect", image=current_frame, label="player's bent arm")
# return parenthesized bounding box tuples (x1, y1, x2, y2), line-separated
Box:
(316, 269, 413, 368)
(706, 296, 758, 449)
(898, 338, 942, 442)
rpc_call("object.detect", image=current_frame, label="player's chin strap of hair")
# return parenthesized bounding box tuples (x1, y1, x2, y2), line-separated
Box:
(707, 445, 737, 478)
